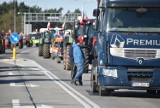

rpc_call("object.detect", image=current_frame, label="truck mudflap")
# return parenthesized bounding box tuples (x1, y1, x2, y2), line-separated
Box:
(98, 66, 160, 90)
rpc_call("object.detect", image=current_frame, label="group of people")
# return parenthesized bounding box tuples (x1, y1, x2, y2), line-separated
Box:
(69, 36, 85, 86)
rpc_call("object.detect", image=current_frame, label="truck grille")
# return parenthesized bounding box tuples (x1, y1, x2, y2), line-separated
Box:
(127, 67, 153, 82)
(124, 49, 157, 59)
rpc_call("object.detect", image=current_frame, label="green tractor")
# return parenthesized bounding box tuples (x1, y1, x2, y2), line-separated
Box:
(29, 32, 40, 47)
(63, 30, 73, 70)
(63, 19, 96, 74)
(38, 28, 56, 58)
(70, 18, 97, 80)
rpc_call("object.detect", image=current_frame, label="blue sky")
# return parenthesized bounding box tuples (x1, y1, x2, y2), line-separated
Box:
(0, 0, 97, 18)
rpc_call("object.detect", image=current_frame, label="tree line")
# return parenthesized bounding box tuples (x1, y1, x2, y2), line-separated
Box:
(0, 1, 81, 33)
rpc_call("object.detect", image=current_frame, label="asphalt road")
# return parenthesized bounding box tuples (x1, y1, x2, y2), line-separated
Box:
(0, 46, 160, 108)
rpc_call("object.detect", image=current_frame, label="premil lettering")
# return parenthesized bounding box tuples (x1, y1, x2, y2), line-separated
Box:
(127, 38, 160, 46)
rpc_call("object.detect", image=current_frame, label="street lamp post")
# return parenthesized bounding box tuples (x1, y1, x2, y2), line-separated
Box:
(13, 0, 17, 33)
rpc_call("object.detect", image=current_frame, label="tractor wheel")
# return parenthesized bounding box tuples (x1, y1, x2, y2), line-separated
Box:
(18, 42, 23, 49)
(0, 44, 2, 54)
(63, 46, 66, 70)
(43, 44, 51, 58)
(82, 48, 89, 73)
(26, 42, 30, 47)
(57, 57, 61, 63)
(65, 45, 71, 70)
(2, 39, 5, 53)
(39, 44, 43, 56)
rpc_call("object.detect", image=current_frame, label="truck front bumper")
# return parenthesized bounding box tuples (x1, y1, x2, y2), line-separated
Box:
(98, 66, 160, 90)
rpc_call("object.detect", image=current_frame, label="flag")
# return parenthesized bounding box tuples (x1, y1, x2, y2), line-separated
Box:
(62, 22, 66, 29)
(80, 5, 84, 25)
(81, 5, 84, 20)
(47, 22, 50, 30)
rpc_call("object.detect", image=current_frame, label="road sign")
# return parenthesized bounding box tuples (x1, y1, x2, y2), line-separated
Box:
(10, 33, 20, 44)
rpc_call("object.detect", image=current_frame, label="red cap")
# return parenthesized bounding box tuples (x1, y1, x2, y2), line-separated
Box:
(78, 35, 84, 43)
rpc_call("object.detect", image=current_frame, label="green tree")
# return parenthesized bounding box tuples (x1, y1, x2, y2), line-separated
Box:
(0, 10, 14, 32)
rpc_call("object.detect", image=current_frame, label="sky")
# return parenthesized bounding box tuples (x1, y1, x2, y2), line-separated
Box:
(0, 0, 97, 18)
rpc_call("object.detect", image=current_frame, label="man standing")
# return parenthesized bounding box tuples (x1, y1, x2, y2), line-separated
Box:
(71, 37, 85, 86)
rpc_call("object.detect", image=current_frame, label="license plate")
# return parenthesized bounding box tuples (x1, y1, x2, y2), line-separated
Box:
(132, 82, 149, 87)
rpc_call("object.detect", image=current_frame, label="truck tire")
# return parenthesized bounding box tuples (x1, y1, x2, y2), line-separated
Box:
(65, 45, 71, 70)
(39, 44, 43, 56)
(90, 60, 98, 93)
(91, 69, 98, 93)
(43, 44, 51, 58)
(99, 87, 113, 96)
(99, 86, 107, 96)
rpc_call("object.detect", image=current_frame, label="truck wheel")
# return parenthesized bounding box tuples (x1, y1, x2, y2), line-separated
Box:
(65, 45, 71, 70)
(99, 86, 107, 96)
(71, 64, 77, 80)
(91, 79, 98, 93)
(91, 69, 98, 93)
(99, 87, 113, 96)
(43, 44, 51, 58)
(91, 60, 98, 93)
(39, 44, 43, 56)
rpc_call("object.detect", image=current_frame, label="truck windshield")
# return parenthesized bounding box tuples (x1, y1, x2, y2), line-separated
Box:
(106, 8, 160, 32)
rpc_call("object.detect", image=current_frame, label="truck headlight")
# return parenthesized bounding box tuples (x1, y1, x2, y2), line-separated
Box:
(102, 69, 118, 78)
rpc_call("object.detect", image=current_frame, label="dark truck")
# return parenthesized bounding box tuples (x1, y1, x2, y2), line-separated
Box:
(91, 0, 160, 96)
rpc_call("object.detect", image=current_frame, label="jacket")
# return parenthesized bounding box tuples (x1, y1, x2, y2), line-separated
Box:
(72, 43, 84, 64)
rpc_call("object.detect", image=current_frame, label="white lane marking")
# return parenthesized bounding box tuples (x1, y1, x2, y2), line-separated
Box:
(9, 72, 13, 75)
(10, 83, 39, 87)
(12, 99, 20, 108)
(12, 99, 53, 108)
(31, 60, 100, 108)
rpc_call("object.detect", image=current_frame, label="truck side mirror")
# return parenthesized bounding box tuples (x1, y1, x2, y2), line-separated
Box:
(93, 9, 100, 17)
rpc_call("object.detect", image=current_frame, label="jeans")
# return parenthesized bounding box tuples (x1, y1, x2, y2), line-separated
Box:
(73, 61, 84, 82)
